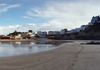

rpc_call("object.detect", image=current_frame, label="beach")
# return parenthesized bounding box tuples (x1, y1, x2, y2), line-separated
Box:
(0, 40, 100, 70)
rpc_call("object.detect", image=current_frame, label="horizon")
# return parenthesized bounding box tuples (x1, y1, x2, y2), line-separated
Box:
(0, 0, 100, 35)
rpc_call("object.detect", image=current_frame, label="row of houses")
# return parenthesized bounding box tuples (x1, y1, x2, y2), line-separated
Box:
(0, 27, 87, 40)
(0, 29, 68, 40)
(36, 29, 68, 38)
(0, 30, 35, 40)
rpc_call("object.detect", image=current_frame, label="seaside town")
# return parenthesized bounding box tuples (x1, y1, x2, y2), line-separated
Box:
(1, 0, 100, 70)
(0, 15, 100, 40)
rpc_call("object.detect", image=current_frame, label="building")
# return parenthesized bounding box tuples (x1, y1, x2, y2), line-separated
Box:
(14, 34, 22, 40)
(70, 25, 87, 33)
(26, 30, 35, 39)
(8, 30, 34, 39)
(37, 31, 47, 38)
(48, 31, 61, 35)
(70, 28, 81, 33)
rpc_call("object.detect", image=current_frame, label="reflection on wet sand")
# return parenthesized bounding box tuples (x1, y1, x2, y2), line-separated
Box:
(0, 40, 66, 57)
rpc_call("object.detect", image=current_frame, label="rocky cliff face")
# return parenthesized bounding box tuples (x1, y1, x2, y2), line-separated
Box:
(77, 16, 100, 40)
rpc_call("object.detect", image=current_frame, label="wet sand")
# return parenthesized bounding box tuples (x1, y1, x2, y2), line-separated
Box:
(0, 40, 100, 70)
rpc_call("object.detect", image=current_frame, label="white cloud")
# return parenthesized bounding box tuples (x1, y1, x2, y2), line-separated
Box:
(0, 4, 20, 13)
(23, 0, 100, 30)
(0, 25, 22, 35)
(1, 0, 100, 35)
(0, 22, 67, 35)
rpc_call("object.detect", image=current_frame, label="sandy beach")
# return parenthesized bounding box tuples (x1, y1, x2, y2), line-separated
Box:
(0, 40, 100, 70)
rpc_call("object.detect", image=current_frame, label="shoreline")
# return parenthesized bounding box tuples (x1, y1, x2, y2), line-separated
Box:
(0, 41, 100, 70)
(0, 42, 79, 70)
(0, 38, 99, 42)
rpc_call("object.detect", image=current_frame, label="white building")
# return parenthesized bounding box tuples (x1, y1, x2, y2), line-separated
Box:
(48, 31, 61, 35)
(37, 31, 47, 38)
(27, 32, 34, 37)
(15, 34, 22, 40)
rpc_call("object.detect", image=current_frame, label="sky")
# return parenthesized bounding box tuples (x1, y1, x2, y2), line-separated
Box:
(0, 0, 100, 35)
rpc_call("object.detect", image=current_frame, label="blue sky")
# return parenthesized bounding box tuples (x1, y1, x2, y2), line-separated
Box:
(0, 0, 100, 34)
(0, 0, 44, 25)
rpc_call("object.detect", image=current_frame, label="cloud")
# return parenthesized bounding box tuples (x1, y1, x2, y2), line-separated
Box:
(0, 24, 38, 35)
(23, 0, 100, 30)
(0, 4, 20, 13)
(0, 22, 67, 35)
(1, 0, 100, 35)
(0, 25, 19, 35)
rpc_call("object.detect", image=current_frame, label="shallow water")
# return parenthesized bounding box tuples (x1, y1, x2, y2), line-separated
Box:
(0, 41, 57, 57)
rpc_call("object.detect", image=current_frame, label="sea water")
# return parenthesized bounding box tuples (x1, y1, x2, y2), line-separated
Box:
(0, 41, 57, 57)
